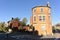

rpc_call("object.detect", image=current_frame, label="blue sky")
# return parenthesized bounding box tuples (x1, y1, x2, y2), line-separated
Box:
(0, 0, 60, 25)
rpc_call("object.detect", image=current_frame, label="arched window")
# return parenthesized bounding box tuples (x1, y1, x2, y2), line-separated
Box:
(34, 16, 36, 21)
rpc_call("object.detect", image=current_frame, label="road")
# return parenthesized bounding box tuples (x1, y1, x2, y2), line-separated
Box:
(0, 32, 60, 40)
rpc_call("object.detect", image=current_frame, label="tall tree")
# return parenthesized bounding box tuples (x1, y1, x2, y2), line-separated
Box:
(22, 17, 27, 26)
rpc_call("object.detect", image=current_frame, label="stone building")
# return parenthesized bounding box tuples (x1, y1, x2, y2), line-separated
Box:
(30, 2, 52, 36)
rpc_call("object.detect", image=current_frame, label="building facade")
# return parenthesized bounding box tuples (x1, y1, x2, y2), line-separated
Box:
(30, 2, 52, 36)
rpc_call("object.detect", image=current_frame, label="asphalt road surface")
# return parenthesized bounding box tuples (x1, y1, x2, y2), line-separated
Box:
(0, 32, 60, 40)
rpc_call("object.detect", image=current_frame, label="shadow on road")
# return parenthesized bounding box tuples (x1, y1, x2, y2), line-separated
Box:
(0, 31, 60, 40)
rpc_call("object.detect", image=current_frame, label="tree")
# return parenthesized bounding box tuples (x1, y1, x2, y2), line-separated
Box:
(0, 22, 8, 32)
(14, 17, 20, 21)
(22, 17, 27, 26)
(52, 26, 56, 33)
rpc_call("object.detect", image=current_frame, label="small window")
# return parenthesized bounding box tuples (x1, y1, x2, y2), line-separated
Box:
(48, 9, 50, 13)
(49, 16, 50, 19)
(34, 8, 36, 12)
(48, 15, 51, 20)
(34, 16, 36, 21)
(40, 8, 43, 12)
(34, 9, 36, 12)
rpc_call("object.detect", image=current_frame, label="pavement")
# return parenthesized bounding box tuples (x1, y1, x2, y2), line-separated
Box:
(41, 33, 60, 38)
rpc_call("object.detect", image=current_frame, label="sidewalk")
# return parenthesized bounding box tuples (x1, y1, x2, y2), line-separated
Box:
(41, 33, 60, 38)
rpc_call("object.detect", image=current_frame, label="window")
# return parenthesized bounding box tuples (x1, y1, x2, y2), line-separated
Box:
(48, 15, 51, 20)
(39, 16, 45, 21)
(34, 9, 36, 12)
(34, 8, 36, 13)
(39, 16, 42, 21)
(34, 16, 36, 21)
(48, 9, 50, 13)
(40, 8, 43, 12)
(43, 16, 45, 21)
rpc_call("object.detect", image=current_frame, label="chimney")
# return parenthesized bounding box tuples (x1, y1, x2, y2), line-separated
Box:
(47, 2, 50, 7)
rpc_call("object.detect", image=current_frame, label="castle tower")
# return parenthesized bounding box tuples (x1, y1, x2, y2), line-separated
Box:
(30, 2, 52, 36)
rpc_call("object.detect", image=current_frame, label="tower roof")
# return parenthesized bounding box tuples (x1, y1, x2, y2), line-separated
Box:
(32, 5, 51, 10)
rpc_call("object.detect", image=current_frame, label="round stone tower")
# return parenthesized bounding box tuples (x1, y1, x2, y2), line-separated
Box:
(30, 2, 52, 36)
